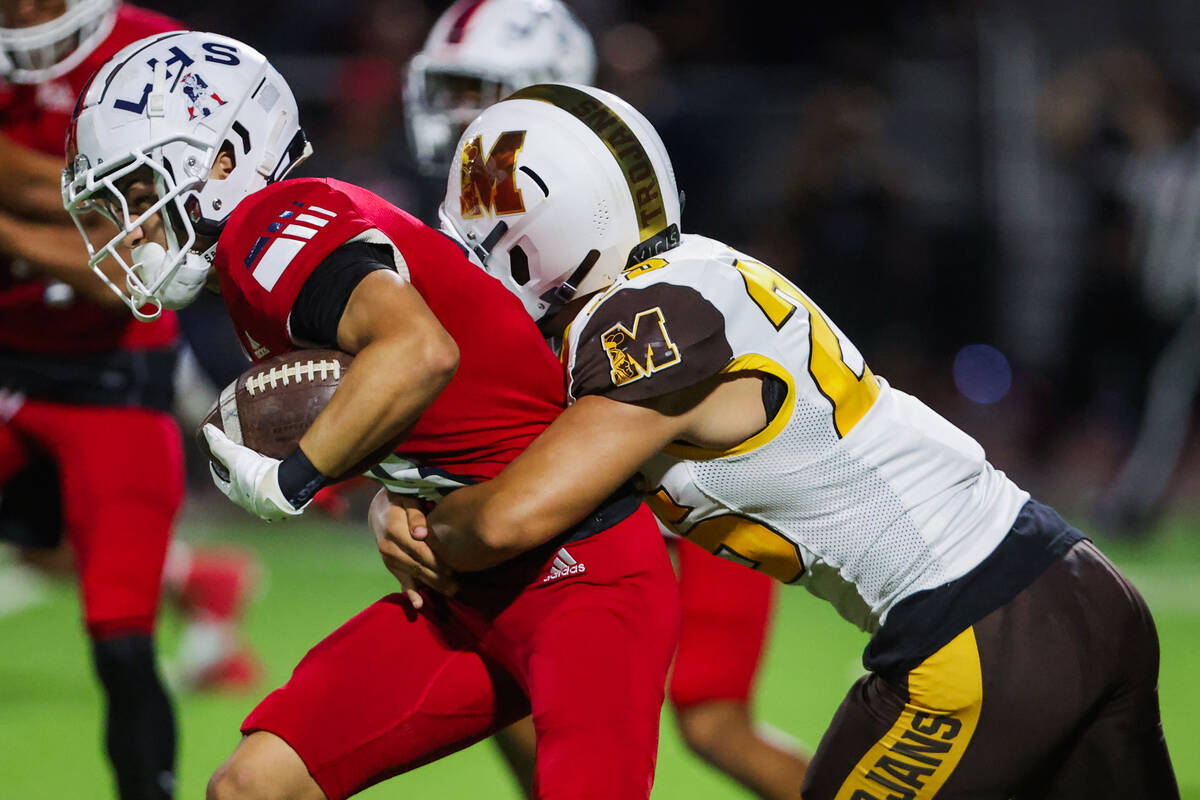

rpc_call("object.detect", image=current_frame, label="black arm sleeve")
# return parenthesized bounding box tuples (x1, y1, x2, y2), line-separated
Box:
(290, 240, 397, 347)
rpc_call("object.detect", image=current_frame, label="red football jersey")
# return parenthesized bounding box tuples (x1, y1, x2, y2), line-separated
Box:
(0, 4, 182, 354)
(213, 177, 565, 483)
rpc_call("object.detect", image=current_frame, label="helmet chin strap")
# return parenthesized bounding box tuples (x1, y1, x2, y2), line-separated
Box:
(538, 248, 601, 319)
(129, 241, 214, 314)
(470, 220, 508, 263)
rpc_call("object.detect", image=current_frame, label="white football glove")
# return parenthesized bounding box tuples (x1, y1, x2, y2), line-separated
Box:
(203, 424, 304, 522)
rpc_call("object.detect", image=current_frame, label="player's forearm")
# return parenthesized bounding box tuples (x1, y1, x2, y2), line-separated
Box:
(0, 212, 124, 307)
(427, 395, 682, 571)
(0, 133, 70, 220)
(296, 270, 460, 480)
(424, 484, 533, 572)
(3, 180, 66, 221)
(427, 468, 622, 573)
(298, 332, 458, 479)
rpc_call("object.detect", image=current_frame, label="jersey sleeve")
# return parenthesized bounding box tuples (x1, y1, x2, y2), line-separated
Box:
(568, 281, 734, 403)
(215, 180, 388, 354)
(290, 241, 395, 347)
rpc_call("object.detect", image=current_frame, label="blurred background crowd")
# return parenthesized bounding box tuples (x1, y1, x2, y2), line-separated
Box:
(149, 0, 1200, 537)
(4, 2, 1199, 797)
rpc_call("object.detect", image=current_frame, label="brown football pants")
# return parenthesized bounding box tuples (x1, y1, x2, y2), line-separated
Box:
(803, 541, 1178, 799)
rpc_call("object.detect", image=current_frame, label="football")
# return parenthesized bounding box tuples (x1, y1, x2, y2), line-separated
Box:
(198, 349, 380, 480)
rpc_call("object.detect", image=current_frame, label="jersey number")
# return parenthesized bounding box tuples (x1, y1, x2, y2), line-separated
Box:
(648, 487, 804, 584)
(733, 259, 879, 437)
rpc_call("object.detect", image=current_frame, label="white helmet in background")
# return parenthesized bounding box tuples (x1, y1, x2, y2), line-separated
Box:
(439, 83, 682, 322)
(406, 0, 596, 175)
(62, 31, 311, 320)
(0, 0, 118, 84)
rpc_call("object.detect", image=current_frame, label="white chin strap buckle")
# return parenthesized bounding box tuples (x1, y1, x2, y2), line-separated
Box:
(129, 242, 211, 313)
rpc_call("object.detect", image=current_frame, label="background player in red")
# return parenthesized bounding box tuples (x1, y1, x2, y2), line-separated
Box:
(401, 2, 808, 794)
(65, 31, 680, 799)
(0, 4, 260, 798)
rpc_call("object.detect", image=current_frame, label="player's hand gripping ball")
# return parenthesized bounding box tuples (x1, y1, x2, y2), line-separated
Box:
(198, 350, 359, 521)
(202, 426, 302, 522)
(198, 349, 409, 521)
(197, 350, 356, 468)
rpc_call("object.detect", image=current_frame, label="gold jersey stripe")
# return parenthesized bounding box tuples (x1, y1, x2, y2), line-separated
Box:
(644, 485, 804, 584)
(834, 627, 984, 799)
(794, 292, 881, 437)
(508, 84, 668, 241)
(732, 258, 879, 438)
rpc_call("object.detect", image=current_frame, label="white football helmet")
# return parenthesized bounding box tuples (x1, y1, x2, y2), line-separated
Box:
(439, 83, 682, 322)
(62, 31, 311, 320)
(406, 0, 595, 175)
(0, 0, 118, 84)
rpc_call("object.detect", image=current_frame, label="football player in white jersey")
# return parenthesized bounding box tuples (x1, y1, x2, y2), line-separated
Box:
(401, 3, 810, 796)
(372, 83, 1180, 798)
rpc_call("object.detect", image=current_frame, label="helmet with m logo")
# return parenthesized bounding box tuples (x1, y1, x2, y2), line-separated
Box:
(439, 83, 683, 322)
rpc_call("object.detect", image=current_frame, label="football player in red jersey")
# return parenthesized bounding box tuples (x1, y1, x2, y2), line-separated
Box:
(402, 1, 809, 796)
(64, 31, 680, 800)
(0, 4, 259, 798)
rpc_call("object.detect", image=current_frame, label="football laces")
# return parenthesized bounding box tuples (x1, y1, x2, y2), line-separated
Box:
(243, 359, 344, 396)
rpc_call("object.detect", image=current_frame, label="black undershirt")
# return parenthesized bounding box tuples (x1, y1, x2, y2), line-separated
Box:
(289, 240, 396, 347)
(762, 373, 787, 420)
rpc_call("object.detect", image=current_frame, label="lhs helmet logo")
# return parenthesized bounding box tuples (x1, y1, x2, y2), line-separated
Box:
(181, 72, 227, 120)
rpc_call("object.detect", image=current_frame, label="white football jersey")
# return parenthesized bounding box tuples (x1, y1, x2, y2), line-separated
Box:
(563, 235, 1029, 632)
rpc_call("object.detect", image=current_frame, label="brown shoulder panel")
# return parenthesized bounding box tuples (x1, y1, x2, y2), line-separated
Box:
(571, 282, 733, 403)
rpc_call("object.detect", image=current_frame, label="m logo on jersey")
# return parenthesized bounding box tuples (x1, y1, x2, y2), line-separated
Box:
(602, 307, 680, 386)
(460, 131, 526, 218)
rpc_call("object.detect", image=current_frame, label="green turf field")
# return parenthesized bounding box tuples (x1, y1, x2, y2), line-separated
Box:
(1, 501, 1196, 798)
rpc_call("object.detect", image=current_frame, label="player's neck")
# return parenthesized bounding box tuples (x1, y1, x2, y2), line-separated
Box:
(540, 291, 598, 339)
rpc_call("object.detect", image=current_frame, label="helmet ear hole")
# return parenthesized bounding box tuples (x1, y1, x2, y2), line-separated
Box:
(213, 141, 238, 180)
(219, 141, 238, 169)
(510, 245, 531, 286)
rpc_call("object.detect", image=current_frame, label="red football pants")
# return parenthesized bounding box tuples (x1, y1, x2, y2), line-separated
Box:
(667, 537, 776, 710)
(0, 399, 184, 637)
(242, 505, 681, 800)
